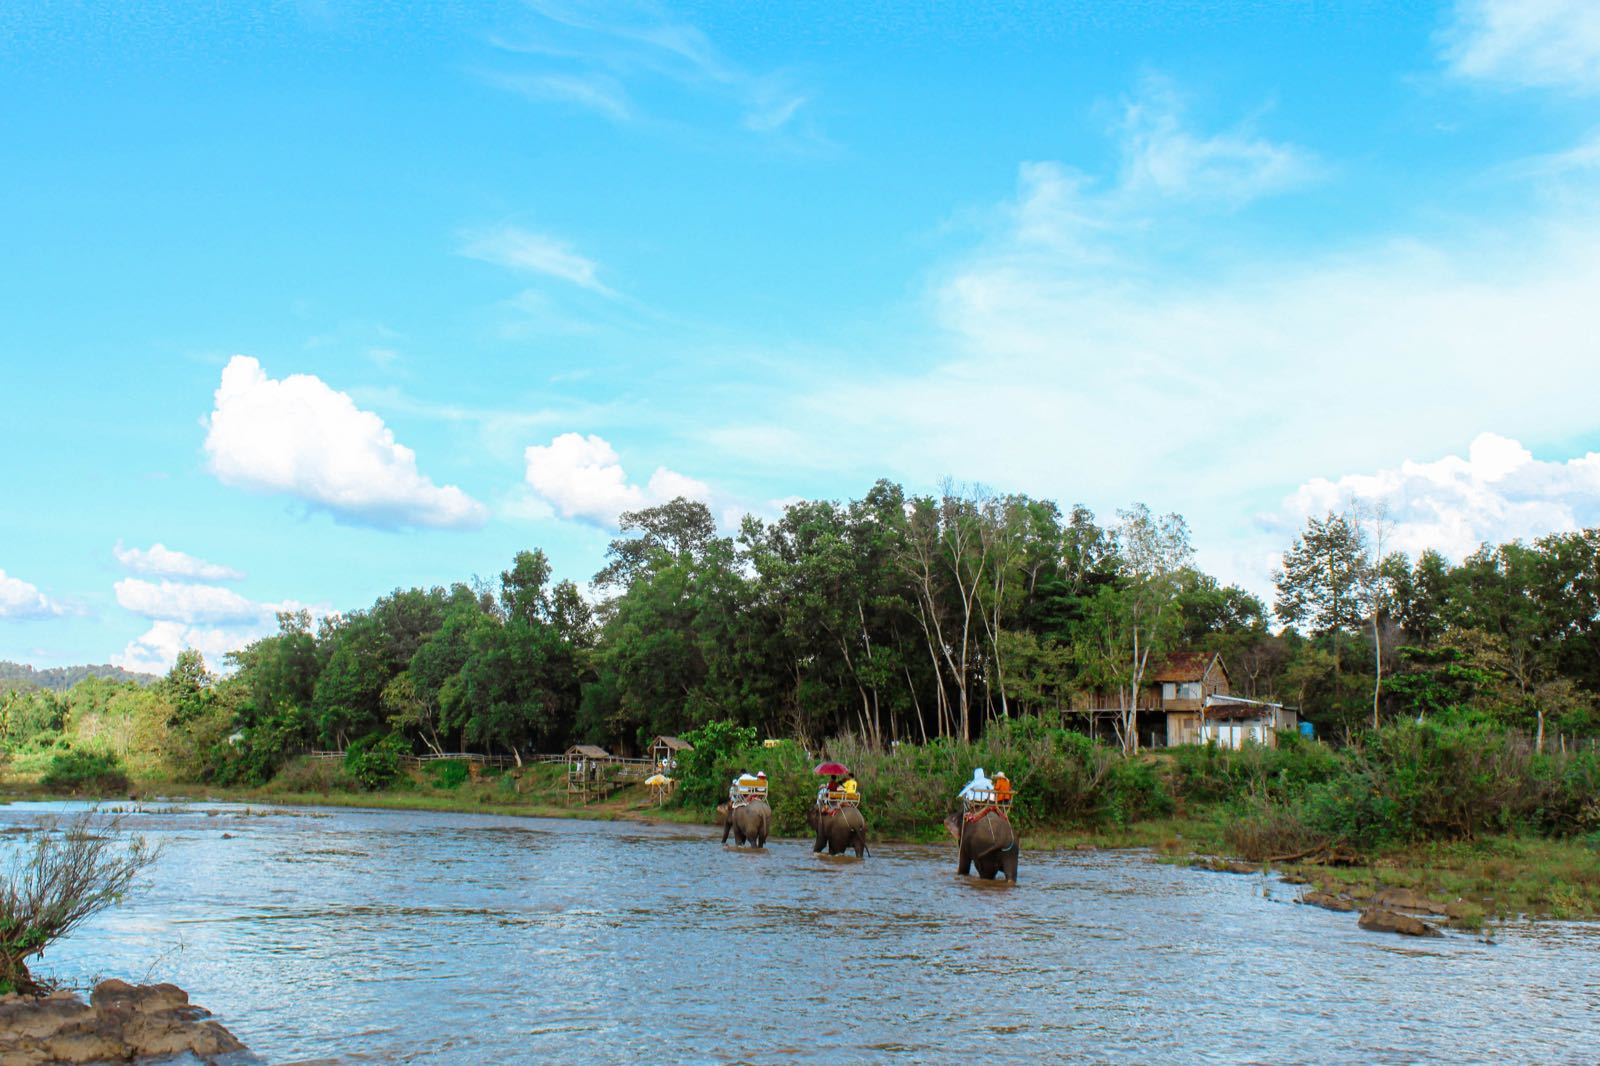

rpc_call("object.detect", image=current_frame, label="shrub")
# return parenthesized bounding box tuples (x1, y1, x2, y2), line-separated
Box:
(0, 813, 156, 994)
(674, 720, 759, 808)
(40, 750, 130, 796)
(1223, 801, 1329, 862)
(269, 756, 350, 794)
(1104, 758, 1172, 825)
(425, 759, 470, 790)
(343, 734, 410, 791)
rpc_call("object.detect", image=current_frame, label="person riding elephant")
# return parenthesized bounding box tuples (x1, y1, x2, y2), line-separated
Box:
(944, 806, 1018, 881)
(722, 796, 771, 848)
(807, 803, 867, 858)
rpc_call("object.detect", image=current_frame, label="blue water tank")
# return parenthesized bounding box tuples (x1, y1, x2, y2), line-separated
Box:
(1299, 722, 1315, 739)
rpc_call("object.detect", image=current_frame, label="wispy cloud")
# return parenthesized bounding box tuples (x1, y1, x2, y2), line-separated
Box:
(1117, 79, 1318, 205)
(695, 77, 1600, 595)
(459, 226, 616, 296)
(479, 70, 632, 121)
(1445, 0, 1600, 92)
(483, 0, 815, 138)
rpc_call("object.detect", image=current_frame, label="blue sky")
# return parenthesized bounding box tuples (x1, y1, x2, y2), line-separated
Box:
(4, 0, 1600, 671)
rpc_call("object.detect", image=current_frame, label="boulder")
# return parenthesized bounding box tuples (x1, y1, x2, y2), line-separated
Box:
(1359, 907, 1443, 937)
(1298, 890, 1359, 912)
(0, 979, 251, 1064)
(1373, 887, 1449, 915)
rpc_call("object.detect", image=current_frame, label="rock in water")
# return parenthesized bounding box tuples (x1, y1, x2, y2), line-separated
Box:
(1298, 891, 1360, 912)
(1358, 907, 1443, 937)
(0, 978, 254, 1064)
(1372, 887, 1450, 915)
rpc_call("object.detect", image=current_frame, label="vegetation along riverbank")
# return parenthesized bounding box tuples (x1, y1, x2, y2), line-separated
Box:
(3, 493, 1598, 925)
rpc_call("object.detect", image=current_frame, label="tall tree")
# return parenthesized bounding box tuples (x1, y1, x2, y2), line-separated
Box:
(1274, 512, 1372, 714)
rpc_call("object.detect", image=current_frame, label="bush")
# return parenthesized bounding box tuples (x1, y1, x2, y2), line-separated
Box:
(268, 756, 351, 794)
(424, 759, 470, 790)
(1223, 801, 1329, 862)
(0, 813, 156, 994)
(343, 734, 410, 791)
(674, 720, 759, 808)
(40, 750, 130, 796)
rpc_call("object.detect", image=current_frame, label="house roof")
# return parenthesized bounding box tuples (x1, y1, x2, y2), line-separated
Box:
(650, 735, 693, 751)
(1203, 695, 1283, 721)
(1152, 651, 1225, 683)
(566, 744, 610, 758)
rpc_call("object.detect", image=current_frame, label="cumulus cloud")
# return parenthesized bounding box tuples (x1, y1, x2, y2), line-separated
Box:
(113, 542, 244, 581)
(113, 579, 272, 625)
(0, 570, 62, 620)
(111, 578, 324, 673)
(203, 355, 487, 529)
(522, 432, 711, 526)
(1277, 434, 1600, 561)
(112, 621, 273, 676)
(459, 227, 615, 295)
(1446, 0, 1600, 92)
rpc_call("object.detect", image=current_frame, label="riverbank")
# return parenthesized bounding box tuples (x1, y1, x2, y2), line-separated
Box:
(8, 771, 1597, 928)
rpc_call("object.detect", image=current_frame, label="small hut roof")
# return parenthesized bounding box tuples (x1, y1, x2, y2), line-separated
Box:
(566, 744, 610, 758)
(651, 735, 693, 751)
(1152, 651, 1226, 683)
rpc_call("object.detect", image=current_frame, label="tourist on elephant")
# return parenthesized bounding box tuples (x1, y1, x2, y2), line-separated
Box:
(959, 767, 992, 805)
(993, 771, 1012, 804)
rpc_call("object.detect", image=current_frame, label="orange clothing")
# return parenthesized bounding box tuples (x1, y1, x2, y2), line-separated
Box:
(993, 776, 1013, 803)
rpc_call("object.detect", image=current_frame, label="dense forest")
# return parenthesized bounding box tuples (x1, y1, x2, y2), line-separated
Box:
(0, 662, 155, 694)
(4, 483, 1598, 787)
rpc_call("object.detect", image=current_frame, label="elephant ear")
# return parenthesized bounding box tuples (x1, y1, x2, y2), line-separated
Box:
(943, 814, 962, 841)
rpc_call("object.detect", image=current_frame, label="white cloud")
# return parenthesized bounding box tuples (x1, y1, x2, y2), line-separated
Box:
(111, 578, 326, 673)
(203, 355, 487, 530)
(693, 76, 1600, 598)
(486, 1, 815, 138)
(1118, 81, 1317, 205)
(522, 432, 711, 526)
(113, 579, 271, 625)
(0, 570, 62, 620)
(1447, 0, 1600, 92)
(459, 227, 615, 295)
(113, 542, 244, 581)
(480, 71, 632, 121)
(1278, 433, 1600, 561)
(112, 620, 273, 676)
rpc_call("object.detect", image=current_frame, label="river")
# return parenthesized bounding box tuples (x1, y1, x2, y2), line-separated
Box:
(5, 801, 1597, 1064)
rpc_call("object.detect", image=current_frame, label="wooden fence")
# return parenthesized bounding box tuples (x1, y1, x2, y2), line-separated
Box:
(303, 750, 656, 775)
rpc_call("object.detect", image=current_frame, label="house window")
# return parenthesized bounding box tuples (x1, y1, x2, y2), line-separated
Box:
(1177, 682, 1202, 700)
(1161, 683, 1177, 701)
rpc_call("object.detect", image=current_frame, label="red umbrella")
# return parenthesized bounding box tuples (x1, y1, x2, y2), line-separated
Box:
(813, 762, 850, 776)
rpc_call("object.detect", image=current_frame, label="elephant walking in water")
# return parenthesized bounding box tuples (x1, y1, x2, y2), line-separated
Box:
(721, 799, 771, 848)
(808, 805, 867, 858)
(945, 809, 1018, 881)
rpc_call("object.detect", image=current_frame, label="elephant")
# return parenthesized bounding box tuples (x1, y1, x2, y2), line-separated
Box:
(807, 804, 867, 858)
(944, 808, 1018, 881)
(721, 799, 771, 848)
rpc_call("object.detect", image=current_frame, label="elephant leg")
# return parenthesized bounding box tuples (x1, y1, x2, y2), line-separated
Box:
(723, 821, 732, 845)
(1002, 845, 1019, 882)
(853, 832, 865, 859)
(957, 840, 972, 876)
(813, 829, 826, 853)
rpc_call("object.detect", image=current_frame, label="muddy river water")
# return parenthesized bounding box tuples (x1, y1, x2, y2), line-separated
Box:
(6, 801, 1597, 1063)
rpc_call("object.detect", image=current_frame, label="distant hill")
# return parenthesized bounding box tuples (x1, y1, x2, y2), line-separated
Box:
(0, 661, 159, 693)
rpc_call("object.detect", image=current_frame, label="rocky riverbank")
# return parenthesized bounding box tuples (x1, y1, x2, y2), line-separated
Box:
(0, 979, 252, 1064)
